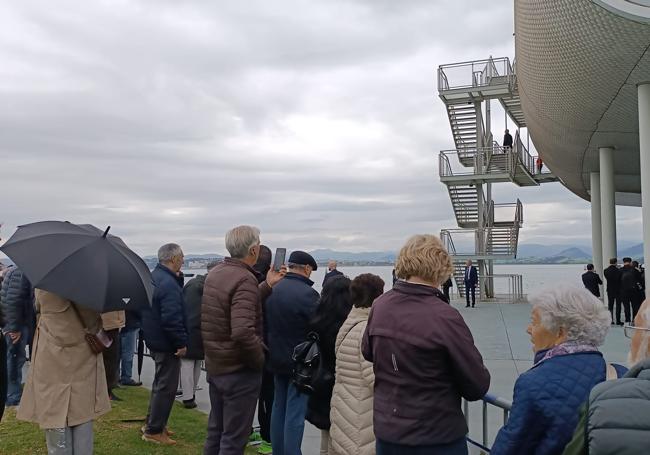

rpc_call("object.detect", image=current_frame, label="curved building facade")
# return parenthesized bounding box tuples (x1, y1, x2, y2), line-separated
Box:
(515, 0, 650, 202)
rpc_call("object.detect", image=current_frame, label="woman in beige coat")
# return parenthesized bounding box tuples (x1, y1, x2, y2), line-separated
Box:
(17, 289, 111, 454)
(329, 274, 384, 455)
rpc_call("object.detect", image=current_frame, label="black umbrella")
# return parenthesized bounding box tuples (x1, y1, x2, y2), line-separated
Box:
(137, 328, 145, 382)
(0, 221, 153, 312)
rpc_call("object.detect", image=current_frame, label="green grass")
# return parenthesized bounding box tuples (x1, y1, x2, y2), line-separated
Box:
(1, 386, 259, 454)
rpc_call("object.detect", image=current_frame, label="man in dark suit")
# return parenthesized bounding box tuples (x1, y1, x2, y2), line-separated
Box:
(603, 258, 622, 324)
(464, 260, 478, 308)
(620, 257, 641, 323)
(322, 260, 343, 287)
(503, 129, 513, 152)
(582, 264, 603, 297)
(442, 277, 453, 303)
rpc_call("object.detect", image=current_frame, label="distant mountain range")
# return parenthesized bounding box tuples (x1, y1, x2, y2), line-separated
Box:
(2, 243, 645, 268)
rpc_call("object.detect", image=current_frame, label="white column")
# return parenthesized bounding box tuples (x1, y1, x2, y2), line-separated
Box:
(600, 147, 617, 267)
(639, 83, 650, 288)
(590, 172, 603, 281)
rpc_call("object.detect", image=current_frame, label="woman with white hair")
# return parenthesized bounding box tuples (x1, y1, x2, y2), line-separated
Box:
(491, 286, 624, 455)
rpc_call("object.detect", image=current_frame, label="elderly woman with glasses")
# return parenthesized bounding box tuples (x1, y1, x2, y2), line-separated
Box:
(491, 286, 623, 455)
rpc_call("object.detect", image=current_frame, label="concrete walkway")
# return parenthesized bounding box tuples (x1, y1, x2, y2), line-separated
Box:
(136, 300, 631, 453)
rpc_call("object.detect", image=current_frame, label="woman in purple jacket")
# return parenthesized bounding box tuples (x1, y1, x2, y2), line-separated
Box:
(362, 234, 490, 455)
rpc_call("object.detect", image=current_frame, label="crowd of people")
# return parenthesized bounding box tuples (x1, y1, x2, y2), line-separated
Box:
(2, 229, 650, 455)
(582, 257, 646, 324)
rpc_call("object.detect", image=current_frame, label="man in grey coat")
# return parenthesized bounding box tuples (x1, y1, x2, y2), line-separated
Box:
(562, 299, 650, 454)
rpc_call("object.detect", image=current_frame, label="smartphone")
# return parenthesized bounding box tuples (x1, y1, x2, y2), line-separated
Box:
(273, 248, 287, 272)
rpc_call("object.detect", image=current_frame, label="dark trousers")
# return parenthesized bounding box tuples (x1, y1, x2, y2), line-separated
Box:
(443, 286, 451, 303)
(607, 291, 622, 323)
(377, 437, 468, 455)
(145, 351, 181, 434)
(258, 369, 274, 442)
(0, 334, 6, 422)
(620, 290, 634, 323)
(464, 283, 475, 306)
(632, 293, 643, 320)
(204, 369, 262, 455)
(102, 329, 121, 393)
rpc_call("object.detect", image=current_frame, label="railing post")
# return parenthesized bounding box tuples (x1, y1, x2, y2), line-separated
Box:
(482, 401, 488, 447)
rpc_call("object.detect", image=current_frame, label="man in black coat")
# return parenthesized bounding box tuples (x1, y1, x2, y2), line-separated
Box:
(253, 245, 274, 443)
(0, 266, 34, 406)
(604, 258, 622, 324)
(442, 277, 453, 303)
(322, 260, 343, 287)
(619, 257, 641, 324)
(503, 129, 513, 152)
(179, 260, 216, 409)
(464, 260, 478, 308)
(582, 264, 603, 297)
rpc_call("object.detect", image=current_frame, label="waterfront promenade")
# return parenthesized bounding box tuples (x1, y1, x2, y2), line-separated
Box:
(136, 299, 631, 453)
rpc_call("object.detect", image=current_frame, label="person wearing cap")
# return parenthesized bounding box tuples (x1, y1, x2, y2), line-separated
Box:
(265, 250, 320, 455)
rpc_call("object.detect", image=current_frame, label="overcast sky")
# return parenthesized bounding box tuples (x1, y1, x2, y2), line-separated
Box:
(0, 0, 642, 256)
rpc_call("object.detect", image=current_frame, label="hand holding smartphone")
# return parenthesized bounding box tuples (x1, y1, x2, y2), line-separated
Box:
(273, 248, 287, 272)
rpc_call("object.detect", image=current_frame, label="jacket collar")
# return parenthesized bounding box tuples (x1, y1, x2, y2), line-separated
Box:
(284, 272, 314, 287)
(392, 280, 448, 302)
(156, 262, 183, 287)
(223, 257, 257, 275)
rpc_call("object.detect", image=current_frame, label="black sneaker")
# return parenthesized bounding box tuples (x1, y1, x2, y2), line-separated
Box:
(109, 392, 123, 402)
(175, 390, 183, 397)
(121, 378, 143, 386)
(183, 399, 197, 409)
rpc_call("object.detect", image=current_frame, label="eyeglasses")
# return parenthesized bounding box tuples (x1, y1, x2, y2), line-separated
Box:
(623, 325, 650, 338)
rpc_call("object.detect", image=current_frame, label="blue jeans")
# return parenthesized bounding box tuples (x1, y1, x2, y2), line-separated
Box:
(5, 328, 27, 406)
(377, 437, 468, 455)
(119, 328, 138, 383)
(271, 374, 309, 455)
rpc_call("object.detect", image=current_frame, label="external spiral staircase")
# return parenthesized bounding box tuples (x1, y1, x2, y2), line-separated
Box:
(437, 57, 558, 299)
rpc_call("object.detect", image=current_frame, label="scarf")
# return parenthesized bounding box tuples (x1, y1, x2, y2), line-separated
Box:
(538, 341, 599, 364)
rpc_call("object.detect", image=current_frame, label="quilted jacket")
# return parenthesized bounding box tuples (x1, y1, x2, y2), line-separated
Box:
(0, 267, 34, 334)
(330, 307, 375, 455)
(491, 351, 609, 455)
(201, 258, 271, 376)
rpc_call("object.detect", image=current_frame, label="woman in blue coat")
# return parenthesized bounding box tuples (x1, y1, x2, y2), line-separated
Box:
(491, 286, 625, 455)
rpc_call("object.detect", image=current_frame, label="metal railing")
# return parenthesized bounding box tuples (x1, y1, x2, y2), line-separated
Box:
(438, 57, 513, 92)
(464, 394, 513, 450)
(440, 228, 519, 257)
(438, 148, 517, 178)
(514, 131, 535, 175)
(483, 274, 524, 303)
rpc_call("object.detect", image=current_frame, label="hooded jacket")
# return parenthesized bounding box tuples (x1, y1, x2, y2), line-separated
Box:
(562, 358, 650, 455)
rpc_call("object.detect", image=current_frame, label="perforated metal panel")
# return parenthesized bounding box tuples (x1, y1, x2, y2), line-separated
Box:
(515, 0, 650, 200)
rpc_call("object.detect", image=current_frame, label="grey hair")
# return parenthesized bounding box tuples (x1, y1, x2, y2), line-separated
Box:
(628, 302, 650, 365)
(530, 285, 610, 346)
(225, 225, 260, 259)
(158, 243, 183, 263)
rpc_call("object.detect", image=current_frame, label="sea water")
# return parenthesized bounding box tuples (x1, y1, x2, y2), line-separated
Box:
(184, 263, 587, 294)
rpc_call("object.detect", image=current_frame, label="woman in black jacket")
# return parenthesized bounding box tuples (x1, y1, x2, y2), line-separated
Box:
(306, 275, 352, 455)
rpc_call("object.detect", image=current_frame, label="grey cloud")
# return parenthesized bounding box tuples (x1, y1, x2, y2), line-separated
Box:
(0, 1, 636, 256)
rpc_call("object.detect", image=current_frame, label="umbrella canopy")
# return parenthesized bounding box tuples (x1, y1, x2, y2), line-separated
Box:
(0, 221, 153, 312)
(137, 328, 145, 381)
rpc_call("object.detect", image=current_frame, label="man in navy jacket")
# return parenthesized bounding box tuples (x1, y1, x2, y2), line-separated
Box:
(142, 243, 188, 445)
(464, 259, 478, 308)
(265, 251, 320, 455)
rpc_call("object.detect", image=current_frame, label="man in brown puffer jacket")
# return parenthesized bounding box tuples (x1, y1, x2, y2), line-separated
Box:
(201, 225, 284, 455)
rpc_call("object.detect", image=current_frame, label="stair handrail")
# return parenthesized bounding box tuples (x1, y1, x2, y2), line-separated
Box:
(514, 131, 535, 175)
(439, 151, 452, 177)
(440, 229, 457, 256)
(515, 198, 523, 226)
